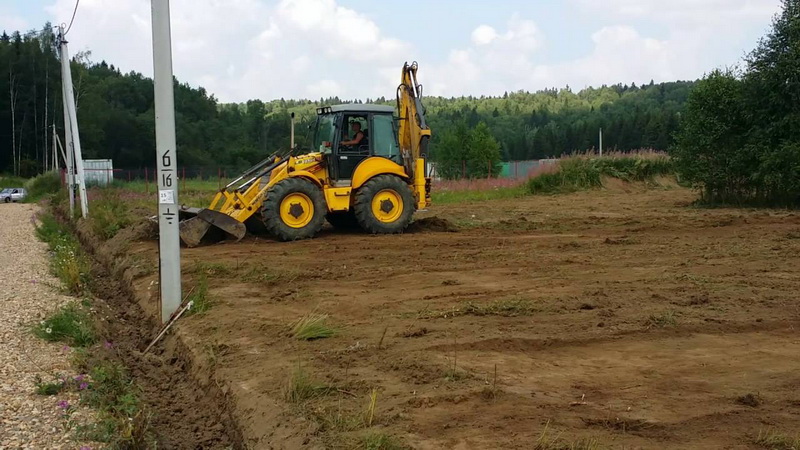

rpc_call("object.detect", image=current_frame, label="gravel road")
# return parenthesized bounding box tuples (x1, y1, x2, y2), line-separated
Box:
(0, 204, 93, 449)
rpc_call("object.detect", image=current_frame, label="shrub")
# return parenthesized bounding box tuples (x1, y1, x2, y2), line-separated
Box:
(527, 153, 673, 195)
(24, 171, 62, 202)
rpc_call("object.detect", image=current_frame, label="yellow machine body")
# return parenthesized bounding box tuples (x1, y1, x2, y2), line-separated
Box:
(178, 62, 432, 246)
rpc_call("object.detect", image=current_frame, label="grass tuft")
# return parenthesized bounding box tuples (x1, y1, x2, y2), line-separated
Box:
(645, 310, 677, 328)
(363, 431, 406, 450)
(754, 429, 800, 450)
(290, 313, 336, 340)
(33, 302, 96, 347)
(187, 274, 213, 314)
(285, 364, 331, 403)
(34, 375, 65, 396)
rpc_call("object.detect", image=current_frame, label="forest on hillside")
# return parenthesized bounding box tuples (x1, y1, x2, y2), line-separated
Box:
(1, 23, 693, 177)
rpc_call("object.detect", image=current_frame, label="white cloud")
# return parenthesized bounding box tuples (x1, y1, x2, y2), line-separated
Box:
(44, 0, 413, 102)
(573, 0, 777, 26)
(471, 25, 498, 46)
(40, 0, 781, 102)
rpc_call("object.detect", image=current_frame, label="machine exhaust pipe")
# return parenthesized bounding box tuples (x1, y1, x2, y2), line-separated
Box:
(290, 112, 295, 150)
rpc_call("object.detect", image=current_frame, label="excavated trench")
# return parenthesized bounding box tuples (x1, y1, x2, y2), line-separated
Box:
(56, 205, 243, 449)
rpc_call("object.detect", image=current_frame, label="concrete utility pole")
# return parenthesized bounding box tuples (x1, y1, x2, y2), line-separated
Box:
(59, 27, 88, 218)
(150, 0, 182, 323)
(61, 51, 75, 215)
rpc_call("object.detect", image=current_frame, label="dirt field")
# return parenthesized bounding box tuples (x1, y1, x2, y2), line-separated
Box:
(122, 183, 800, 449)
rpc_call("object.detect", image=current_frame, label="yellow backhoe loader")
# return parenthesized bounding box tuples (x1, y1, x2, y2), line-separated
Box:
(178, 62, 432, 246)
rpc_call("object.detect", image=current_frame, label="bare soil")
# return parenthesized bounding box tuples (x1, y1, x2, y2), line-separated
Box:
(120, 185, 800, 449)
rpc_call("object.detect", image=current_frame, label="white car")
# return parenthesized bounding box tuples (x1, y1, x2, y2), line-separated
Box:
(0, 188, 26, 203)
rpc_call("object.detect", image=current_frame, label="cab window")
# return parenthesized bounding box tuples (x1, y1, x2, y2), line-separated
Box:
(313, 114, 336, 152)
(371, 114, 399, 160)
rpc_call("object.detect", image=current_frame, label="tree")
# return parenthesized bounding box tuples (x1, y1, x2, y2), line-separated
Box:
(673, 0, 800, 205)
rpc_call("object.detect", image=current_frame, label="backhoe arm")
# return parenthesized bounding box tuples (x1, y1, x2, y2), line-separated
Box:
(396, 61, 432, 208)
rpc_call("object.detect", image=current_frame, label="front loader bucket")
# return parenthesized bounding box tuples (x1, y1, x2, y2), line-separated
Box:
(178, 207, 247, 247)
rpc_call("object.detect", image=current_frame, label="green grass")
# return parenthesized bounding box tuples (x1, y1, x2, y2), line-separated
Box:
(535, 421, 602, 450)
(36, 213, 91, 295)
(33, 302, 97, 347)
(363, 431, 406, 450)
(645, 310, 678, 328)
(527, 153, 674, 195)
(187, 274, 213, 314)
(754, 429, 800, 450)
(0, 174, 28, 188)
(418, 298, 537, 319)
(285, 364, 331, 403)
(432, 185, 526, 204)
(88, 188, 133, 239)
(242, 262, 299, 285)
(190, 261, 235, 278)
(76, 360, 154, 447)
(34, 375, 65, 396)
(290, 313, 337, 340)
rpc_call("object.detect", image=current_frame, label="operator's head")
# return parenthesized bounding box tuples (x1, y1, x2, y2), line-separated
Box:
(350, 121, 361, 132)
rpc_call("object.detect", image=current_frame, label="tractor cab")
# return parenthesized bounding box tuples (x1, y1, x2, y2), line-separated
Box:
(313, 104, 401, 185)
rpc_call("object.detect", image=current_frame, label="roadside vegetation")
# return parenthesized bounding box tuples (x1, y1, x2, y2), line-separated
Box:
(34, 211, 155, 447)
(36, 213, 91, 295)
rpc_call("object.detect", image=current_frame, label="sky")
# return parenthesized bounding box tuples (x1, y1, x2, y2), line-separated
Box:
(0, 0, 782, 103)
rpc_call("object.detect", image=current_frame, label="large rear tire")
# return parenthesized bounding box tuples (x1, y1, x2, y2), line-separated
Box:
(262, 178, 326, 241)
(353, 175, 415, 234)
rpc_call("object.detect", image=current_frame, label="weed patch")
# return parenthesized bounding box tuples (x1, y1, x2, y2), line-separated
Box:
(33, 302, 96, 347)
(536, 420, 602, 450)
(419, 298, 537, 319)
(87, 189, 133, 239)
(36, 214, 91, 294)
(527, 153, 673, 195)
(187, 274, 213, 314)
(242, 262, 299, 285)
(645, 310, 677, 328)
(76, 359, 154, 447)
(34, 375, 65, 396)
(285, 364, 331, 403)
(754, 429, 800, 450)
(363, 431, 406, 450)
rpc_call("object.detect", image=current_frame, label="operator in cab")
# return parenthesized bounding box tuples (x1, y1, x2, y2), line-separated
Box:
(340, 121, 365, 147)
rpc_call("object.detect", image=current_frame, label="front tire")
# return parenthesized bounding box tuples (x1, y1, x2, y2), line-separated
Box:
(262, 178, 326, 241)
(353, 175, 415, 234)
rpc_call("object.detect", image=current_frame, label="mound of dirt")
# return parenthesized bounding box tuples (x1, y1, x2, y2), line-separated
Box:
(408, 217, 459, 233)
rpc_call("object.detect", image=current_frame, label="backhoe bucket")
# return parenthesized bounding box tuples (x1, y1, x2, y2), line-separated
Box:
(178, 207, 247, 247)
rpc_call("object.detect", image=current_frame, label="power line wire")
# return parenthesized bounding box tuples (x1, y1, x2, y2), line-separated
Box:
(64, 0, 80, 36)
